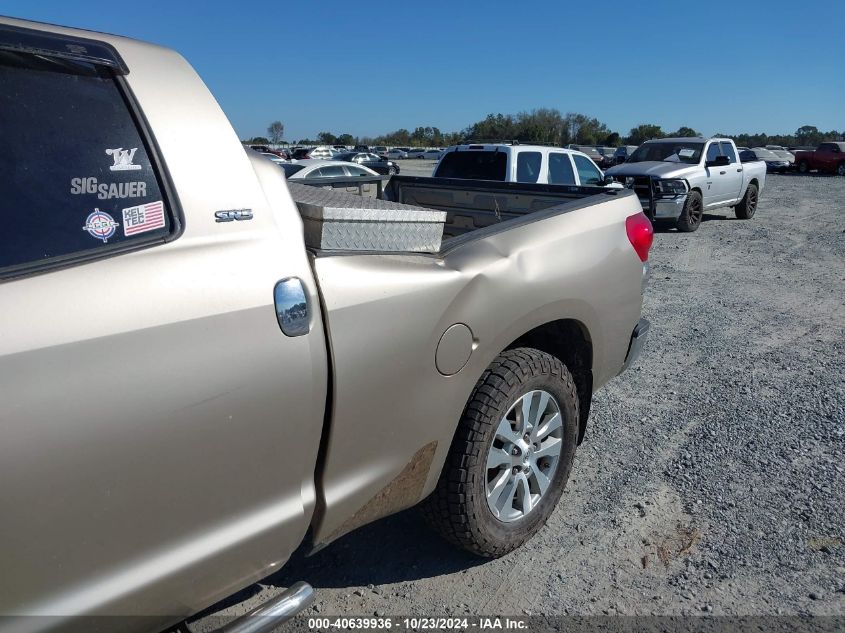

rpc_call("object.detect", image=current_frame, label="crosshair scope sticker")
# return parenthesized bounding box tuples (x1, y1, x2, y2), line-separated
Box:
(82, 209, 119, 243)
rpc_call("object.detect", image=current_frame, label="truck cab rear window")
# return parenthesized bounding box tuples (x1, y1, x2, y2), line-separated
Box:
(435, 151, 507, 181)
(0, 51, 172, 275)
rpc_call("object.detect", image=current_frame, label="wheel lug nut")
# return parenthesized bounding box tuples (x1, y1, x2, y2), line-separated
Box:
(511, 447, 520, 456)
(512, 467, 520, 475)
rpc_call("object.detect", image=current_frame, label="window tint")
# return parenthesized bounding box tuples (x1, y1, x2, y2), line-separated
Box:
(706, 143, 721, 162)
(572, 155, 602, 185)
(434, 150, 508, 181)
(516, 151, 542, 183)
(0, 51, 171, 274)
(548, 153, 576, 185)
(720, 142, 738, 163)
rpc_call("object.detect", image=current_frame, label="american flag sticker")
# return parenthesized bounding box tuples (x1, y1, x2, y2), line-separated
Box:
(122, 200, 166, 237)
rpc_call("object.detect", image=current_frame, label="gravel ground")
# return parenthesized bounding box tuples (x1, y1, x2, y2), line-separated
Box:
(193, 173, 845, 626)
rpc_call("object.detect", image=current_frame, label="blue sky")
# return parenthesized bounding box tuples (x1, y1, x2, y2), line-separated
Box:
(4, 1, 843, 141)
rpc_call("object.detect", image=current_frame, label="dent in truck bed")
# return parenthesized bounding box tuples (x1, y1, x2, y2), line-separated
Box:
(308, 187, 645, 545)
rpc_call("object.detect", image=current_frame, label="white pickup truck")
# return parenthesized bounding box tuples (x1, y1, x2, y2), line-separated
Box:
(606, 137, 766, 232)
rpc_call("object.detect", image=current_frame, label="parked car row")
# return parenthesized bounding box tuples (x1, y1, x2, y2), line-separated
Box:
(334, 152, 400, 175)
(259, 145, 446, 162)
(265, 141, 844, 178)
(375, 147, 444, 160)
(736, 143, 845, 175)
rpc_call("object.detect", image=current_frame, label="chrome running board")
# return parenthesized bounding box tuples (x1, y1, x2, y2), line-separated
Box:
(220, 582, 314, 633)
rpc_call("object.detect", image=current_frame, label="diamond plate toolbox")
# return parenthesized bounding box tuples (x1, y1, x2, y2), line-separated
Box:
(288, 182, 446, 252)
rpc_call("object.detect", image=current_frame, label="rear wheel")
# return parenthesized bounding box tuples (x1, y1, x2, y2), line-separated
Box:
(798, 160, 809, 173)
(735, 183, 758, 219)
(837, 162, 845, 177)
(422, 348, 579, 558)
(387, 166, 397, 175)
(676, 190, 703, 232)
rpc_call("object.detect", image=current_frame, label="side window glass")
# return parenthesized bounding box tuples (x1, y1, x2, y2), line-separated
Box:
(515, 151, 542, 183)
(1, 51, 172, 275)
(720, 142, 738, 163)
(706, 143, 721, 162)
(572, 155, 602, 185)
(548, 153, 576, 185)
(318, 165, 347, 177)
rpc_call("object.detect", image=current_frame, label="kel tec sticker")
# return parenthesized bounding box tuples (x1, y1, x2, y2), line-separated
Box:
(83, 209, 119, 243)
(122, 200, 165, 236)
(70, 177, 148, 200)
(106, 147, 142, 171)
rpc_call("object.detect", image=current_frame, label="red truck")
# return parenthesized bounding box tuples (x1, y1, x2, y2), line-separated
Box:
(793, 142, 845, 176)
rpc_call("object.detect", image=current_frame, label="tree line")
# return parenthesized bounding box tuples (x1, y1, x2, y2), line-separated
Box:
(245, 112, 843, 149)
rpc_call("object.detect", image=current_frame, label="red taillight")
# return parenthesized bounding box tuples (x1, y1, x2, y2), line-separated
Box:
(626, 212, 654, 262)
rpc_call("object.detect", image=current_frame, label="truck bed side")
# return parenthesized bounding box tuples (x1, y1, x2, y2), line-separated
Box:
(385, 175, 615, 238)
(309, 187, 645, 545)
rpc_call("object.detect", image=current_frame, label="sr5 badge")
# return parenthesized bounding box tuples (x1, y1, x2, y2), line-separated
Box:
(215, 209, 253, 222)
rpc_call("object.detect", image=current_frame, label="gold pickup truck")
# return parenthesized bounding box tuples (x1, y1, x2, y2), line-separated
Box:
(0, 17, 652, 633)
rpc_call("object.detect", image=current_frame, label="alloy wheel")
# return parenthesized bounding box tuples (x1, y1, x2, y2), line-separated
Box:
(485, 390, 563, 522)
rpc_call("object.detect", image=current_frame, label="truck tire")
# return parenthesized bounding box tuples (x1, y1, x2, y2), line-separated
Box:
(676, 190, 703, 232)
(798, 160, 809, 173)
(837, 162, 845, 177)
(422, 348, 579, 558)
(735, 183, 758, 219)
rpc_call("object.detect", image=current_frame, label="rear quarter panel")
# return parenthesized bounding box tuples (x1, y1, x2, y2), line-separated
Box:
(311, 191, 645, 545)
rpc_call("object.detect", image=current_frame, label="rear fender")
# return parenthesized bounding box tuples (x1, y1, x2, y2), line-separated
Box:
(309, 192, 645, 547)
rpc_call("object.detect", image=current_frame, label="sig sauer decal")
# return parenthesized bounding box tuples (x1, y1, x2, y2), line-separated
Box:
(70, 177, 148, 200)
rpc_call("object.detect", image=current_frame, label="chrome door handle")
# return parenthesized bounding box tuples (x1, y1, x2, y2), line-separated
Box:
(274, 277, 310, 337)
